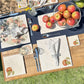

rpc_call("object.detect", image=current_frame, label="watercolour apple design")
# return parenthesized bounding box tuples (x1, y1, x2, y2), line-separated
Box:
(72, 11, 80, 19)
(67, 5, 76, 13)
(62, 57, 71, 66)
(63, 10, 71, 18)
(62, 60, 67, 66)
(73, 39, 78, 45)
(58, 4, 66, 12)
(42, 15, 49, 23)
(46, 22, 52, 28)
(32, 24, 39, 31)
(57, 18, 66, 26)
(54, 13, 62, 21)
(67, 18, 75, 26)
(6, 67, 14, 76)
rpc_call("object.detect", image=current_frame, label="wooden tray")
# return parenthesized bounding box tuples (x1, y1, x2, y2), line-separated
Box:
(1, 33, 84, 81)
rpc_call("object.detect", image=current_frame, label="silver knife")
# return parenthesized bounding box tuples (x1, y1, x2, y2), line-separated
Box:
(55, 38, 60, 66)
(35, 48, 41, 72)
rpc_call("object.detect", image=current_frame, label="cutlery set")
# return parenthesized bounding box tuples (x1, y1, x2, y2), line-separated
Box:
(33, 40, 61, 72)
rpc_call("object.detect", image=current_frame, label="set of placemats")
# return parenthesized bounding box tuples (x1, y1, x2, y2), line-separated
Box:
(2, 35, 73, 79)
(0, 14, 73, 78)
(0, 1, 73, 79)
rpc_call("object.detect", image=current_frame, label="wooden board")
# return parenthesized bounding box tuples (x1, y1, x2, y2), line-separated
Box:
(1, 33, 84, 81)
(0, 0, 70, 15)
(0, 0, 27, 15)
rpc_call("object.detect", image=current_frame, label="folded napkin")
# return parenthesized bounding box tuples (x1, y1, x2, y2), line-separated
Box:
(48, 38, 60, 66)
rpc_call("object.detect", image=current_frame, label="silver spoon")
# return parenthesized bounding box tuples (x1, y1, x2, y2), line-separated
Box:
(28, 18, 33, 36)
(42, 32, 60, 38)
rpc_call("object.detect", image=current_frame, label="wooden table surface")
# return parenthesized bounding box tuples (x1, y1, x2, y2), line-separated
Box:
(1, 33, 84, 81)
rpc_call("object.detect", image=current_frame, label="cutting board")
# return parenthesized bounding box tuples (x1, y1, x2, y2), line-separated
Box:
(1, 33, 84, 81)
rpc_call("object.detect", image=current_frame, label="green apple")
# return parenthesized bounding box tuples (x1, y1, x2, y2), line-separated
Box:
(75, 1, 84, 8)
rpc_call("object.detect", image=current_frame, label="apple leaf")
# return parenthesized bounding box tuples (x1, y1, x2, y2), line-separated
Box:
(12, 71, 15, 75)
(7, 71, 11, 76)
(66, 57, 70, 59)
(66, 61, 71, 65)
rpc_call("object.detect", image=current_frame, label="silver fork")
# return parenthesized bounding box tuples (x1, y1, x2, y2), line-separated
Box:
(42, 32, 60, 38)
(34, 54, 39, 72)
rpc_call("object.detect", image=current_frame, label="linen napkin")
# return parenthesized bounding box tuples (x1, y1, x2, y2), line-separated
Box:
(48, 38, 60, 66)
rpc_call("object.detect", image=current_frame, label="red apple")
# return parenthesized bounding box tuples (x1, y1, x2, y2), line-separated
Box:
(54, 13, 62, 21)
(63, 10, 71, 18)
(42, 15, 49, 23)
(72, 11, 80, 19)
(57, 18, 66, 26)
(50, 16, 55, 23)
(67, 18, 75, 26)
(58, 4, 66, 12)
(46, 22, 52, 28)
(67, 5, 76, 13)
(32, 24, 39, 31)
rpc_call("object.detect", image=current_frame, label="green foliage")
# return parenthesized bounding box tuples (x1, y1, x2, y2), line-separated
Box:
(0, 67, 84, 84)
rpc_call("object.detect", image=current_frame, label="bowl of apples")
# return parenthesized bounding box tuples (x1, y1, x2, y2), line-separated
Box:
(53, 1, 81, 28)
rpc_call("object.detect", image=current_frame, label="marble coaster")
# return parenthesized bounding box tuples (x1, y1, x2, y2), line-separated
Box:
(68, 35, 80, 47)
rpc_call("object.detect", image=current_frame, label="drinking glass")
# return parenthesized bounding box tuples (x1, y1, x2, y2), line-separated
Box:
(28, 1, 37, 16)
